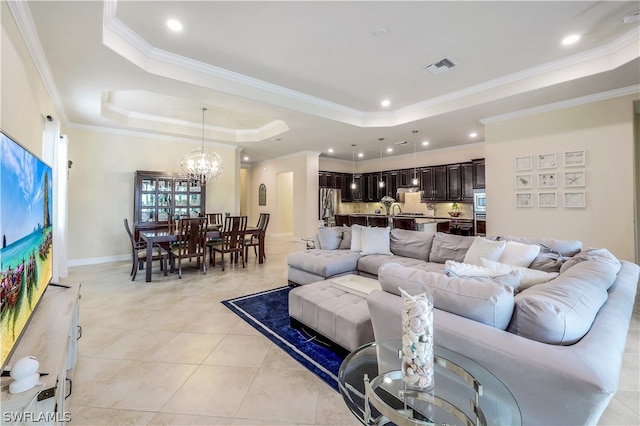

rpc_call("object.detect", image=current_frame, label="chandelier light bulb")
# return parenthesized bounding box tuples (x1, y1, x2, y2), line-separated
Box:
(181, 107, 224, 185)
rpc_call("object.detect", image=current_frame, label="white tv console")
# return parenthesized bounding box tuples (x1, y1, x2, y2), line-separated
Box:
(1, 282, 80, 425)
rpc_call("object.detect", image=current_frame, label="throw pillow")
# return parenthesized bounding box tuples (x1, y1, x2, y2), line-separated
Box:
(428, 232, 475, 263)
(350, 224, 364, 252)
(445, 269, 521, 291)
(444, 260, 521, 290)
(360, 226, 392, 256)
(480, 258, 559, 290)
(559, 248, 621, 276)
(378, 263, 515, 330)
(317, 227, 343, 250)
(528, 245, 567, 273)
(463, 237, 506, 265)
(339, 225, 352, 250)
(499, 241, 540, 267)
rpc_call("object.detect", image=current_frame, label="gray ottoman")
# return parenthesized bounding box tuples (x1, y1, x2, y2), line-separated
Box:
(287, 249, 361, 285)
(288, 279, 374, 352)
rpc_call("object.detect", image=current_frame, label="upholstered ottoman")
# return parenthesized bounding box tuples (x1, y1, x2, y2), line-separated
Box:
(287, 249, 361, 285)
(288, 279, 375, 352)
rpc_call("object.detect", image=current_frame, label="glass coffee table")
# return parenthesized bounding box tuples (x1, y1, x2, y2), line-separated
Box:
(338, 340, 521, 426)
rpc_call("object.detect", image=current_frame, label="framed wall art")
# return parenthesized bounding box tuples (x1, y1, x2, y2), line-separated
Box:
(515, 193, 533, 208)
(563, 170, 585, 187)
(538, 172, 557, 188)
(564, 191, 585, 208)
(515, 156, 532, 171)
(258, 183, 267, 206)
(515, 174, 532, 189)
(563, 150, 585, 167)
(538, 192, 557, 208)
(537, 153, 556, 169)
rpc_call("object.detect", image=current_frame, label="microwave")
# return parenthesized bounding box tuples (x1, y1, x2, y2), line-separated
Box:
(473, 190, 486, 213)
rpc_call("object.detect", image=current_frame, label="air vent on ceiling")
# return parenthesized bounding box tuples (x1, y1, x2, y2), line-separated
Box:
(425, 57, 457, 75)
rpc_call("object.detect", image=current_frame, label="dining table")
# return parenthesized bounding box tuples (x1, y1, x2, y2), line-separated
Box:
(139, 225, 264, 282)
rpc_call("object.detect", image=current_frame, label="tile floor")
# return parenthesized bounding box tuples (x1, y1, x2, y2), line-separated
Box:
(62, 236, 639, 425)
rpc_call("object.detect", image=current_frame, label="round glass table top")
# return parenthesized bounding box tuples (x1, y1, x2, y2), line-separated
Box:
(338, 340, 521, 426)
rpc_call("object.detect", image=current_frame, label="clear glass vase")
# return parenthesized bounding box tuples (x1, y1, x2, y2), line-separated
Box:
(400, 288, 434, 391)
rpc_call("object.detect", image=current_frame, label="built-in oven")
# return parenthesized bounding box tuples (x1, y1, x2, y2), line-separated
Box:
(473, 189, 486, 236)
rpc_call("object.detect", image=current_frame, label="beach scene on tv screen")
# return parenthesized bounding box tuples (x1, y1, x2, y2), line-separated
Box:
(0, 133, 53, 365)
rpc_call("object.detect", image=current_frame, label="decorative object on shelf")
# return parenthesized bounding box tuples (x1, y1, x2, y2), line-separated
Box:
(399, 288, 434, 391)
(380, 195, 395, 216)
(448, 202, 461, 217)
(181, 107, 223, 185)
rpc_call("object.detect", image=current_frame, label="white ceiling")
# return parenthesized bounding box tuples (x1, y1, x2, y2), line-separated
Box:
(11, 1, 640, 164)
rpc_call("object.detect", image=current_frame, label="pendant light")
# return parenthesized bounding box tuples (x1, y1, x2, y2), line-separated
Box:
(181, 107, 223, 185)
(412, 131, 419, 186)
(378, 138, 385, 189)
(350, 144, 357, 190)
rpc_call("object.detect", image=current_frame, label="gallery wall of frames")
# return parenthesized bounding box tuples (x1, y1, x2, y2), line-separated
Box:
(513, 150, 586, 209)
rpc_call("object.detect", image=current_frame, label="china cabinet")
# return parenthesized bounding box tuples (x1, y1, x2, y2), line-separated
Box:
(134, 171, 206, 236)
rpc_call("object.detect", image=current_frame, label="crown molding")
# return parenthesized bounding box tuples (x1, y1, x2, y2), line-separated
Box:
(481, 85, 640, 124)
(7, 0, 68, 123)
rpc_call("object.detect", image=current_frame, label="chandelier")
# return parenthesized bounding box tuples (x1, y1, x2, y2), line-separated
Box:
(181, 107, 223, 185)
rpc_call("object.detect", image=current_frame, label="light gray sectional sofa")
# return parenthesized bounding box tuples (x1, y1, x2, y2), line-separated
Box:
(286, 226, 640, 425)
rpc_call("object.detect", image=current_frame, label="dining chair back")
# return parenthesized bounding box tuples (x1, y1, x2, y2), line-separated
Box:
(124, 218, 167, 281)
(392, 217, 417, 231)
(206, 213, 224, 227)
(209, 215, 247, 271)
(170, 217, 207, 278)
(245, 213, 270, 261)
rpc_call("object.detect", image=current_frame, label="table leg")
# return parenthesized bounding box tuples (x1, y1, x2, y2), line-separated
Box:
(146, 243, 153, 282)
(259, 231, 265, 264)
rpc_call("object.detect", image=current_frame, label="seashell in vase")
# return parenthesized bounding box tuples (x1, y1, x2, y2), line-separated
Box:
(399, 287, 434, 391)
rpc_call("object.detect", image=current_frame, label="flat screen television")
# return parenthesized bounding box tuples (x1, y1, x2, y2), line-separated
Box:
(0, 130, 53, 370)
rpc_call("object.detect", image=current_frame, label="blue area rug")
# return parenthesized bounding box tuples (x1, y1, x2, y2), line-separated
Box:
(222, 286, 344, 391)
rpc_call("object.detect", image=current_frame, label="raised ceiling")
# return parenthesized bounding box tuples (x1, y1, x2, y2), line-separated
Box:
(10, 1, 640, 163)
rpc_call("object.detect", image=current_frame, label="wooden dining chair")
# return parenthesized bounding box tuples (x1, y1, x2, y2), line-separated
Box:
(206, 212, 223, 227)
(209, 216, 247, 271)
(245, 213, 270, 261)
(124, 218, 168, 281)
(169, 217, 207, 278)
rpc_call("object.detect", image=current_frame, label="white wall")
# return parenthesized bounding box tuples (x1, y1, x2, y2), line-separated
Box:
(276, 172, 294, 235)
(485, 94, 639, 262)
(62, 127, 241, 264)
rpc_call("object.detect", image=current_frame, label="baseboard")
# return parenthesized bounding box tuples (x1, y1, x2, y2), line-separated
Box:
(68, 254, 129, 267)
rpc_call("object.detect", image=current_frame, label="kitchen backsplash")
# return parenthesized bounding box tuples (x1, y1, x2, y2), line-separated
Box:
(338, 192, 473, 218)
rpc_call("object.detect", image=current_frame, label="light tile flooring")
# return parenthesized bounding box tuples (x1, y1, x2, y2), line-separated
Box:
(63, 236, 639, 425)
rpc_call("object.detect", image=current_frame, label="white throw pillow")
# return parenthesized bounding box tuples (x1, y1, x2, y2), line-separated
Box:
(463, 237, 506, 266)
(444, 260, 503, 277)
(481, 258, 559, 290)
(360, 226, 392, 255)
(499, 241, 540, 267)
(350, 224, 364, 252)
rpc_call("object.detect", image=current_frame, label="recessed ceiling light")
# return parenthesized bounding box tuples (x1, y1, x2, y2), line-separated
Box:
(422, 141, 430, 146)
(386, 147, 393, 153)
(243, 156, 249, 161)
(381, 99, 391, 107)
(358, 152, 364, 158)
(469, 132, 478, 138)
(328, 148, 334, 153)
(373, 27, 389, 37)
(166, 19, 183, 32)
(561, 34, 580, 46)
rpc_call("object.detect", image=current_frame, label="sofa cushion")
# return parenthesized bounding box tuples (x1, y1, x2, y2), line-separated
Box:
(480, 258, 559, 290)
(499, 241, 540, 267)
(350, 224, 364, 252)
(378, 263, 515, 330)
(559, 248, 621, 276)
(390, 228, 434, 261)
(339, 226, 352, 249)
(317, 227, 343, 250)
(287, 249, 361, 278)
(444, 260, 521, 290)
(463, 237, 506, 265)
(428, 232, 475, 263)
(357, 255, 426, 276)
(497, 235, 582, 272)
(507, 255, 619, 345)
(361, 226, 392, 255)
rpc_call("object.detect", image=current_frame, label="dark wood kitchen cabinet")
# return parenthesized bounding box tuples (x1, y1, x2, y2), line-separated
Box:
(421, 166, 447, 201)
(472, 158, 485, 189)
